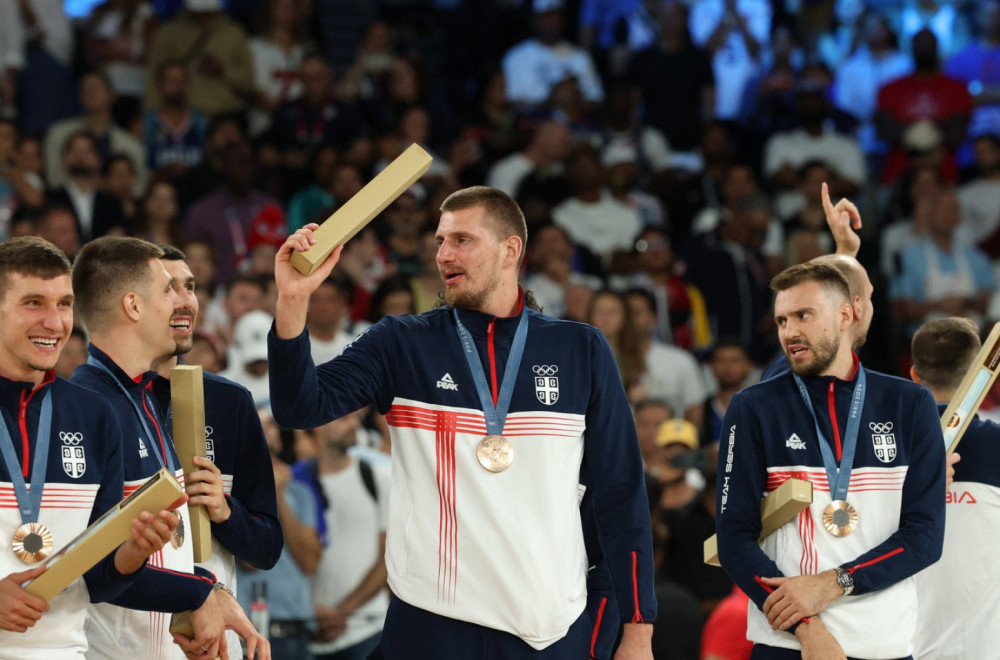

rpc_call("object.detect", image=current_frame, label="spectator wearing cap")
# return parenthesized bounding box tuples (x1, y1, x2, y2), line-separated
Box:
(184, 137, 281, 288)
(244, 203, 289, 276)
(144, 0, 255, 118)
(501, 0, 604, 109)
(875, 28, 972, 184)
(654, 418, 733, 618)
(221, 309, 274, 407)
(603, 140, 668, 230)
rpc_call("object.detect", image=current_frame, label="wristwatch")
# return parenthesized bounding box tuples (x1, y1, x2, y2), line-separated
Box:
(835, 567, 854, 596)
(213, 581, 235, 599)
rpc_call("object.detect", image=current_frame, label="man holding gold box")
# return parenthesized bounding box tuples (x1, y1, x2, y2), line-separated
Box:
(152, 246, 283, 654)
(716, 262, 945, 659)
(269, 186, 656, 659)
(0, 237, 182, 659)
(71, 237, 266, 660)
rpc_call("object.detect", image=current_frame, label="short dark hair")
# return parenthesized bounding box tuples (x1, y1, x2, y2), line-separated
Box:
(72, 237, 165, 332)
(440, 186, 528, 267)
(770, 261, 850, 304)
(226, 273, 267, 296)
(0, 237, 72, 297)
(159, 245, 187, 261)
(911, 317, 981, 392)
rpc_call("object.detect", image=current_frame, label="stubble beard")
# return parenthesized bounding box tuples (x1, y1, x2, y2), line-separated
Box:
(788, 334, 840, 378)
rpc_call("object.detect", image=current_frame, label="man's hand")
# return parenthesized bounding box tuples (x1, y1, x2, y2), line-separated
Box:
(760, 570, 844, 630)
(0, 566, 48, 632)
(187, 456, 231, 524)
(180, 588, 228, 660)
(613, 622, 653, 660)
(314, 604, 347, 642)
(821, 182, 862, 258)
(946, 452, 961, 488)
(795, 617, 847, 660)
(274, 225, 343, 339)
(114, 494, 187, 575)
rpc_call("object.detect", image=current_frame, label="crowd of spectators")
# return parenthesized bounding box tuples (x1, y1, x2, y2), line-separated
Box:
(2, 0, 999, 658)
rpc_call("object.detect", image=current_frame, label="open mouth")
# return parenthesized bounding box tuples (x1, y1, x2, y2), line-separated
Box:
(442, 271, 464, 286)
(29, 337, 59, 350)
(170, 316, 193, 332)
(788, 344, 809, 359)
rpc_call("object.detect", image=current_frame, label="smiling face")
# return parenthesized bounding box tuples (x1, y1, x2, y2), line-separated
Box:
(139, 259, 183, 359)
(435, 206, 508, 311)
(775, 280, 852, 378)
(162, 259, 199, 356)
(0, 273, 74, 384)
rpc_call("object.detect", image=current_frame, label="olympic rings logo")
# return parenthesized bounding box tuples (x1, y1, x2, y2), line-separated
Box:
(60, 431, 84, 445)
(869, 422, 893, 434)
(533, 365, 559, 376)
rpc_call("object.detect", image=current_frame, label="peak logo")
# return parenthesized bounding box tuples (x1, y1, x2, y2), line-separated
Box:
(437, 373, 458, 391)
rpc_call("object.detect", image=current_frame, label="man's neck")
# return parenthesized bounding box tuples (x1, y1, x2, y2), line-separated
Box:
(475, 279, 521, 318)
(69, 176, 97, 194)
(153, 355, 179, 379)
(714, 387, 739, 408)
(91, 331, 160, 380)
(930, 387, 954, 405)
(818, 349, 856, 380)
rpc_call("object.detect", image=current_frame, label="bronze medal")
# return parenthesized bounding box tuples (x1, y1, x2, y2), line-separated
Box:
(822, 500, 859, 537)
(476, 435, 513, 473)
(12, 522, 54, 564)
(171, 511, 185, 549)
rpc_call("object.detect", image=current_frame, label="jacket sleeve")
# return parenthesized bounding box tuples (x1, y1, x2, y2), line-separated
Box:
(579, 329, 657, 624)
(109, 564, 216, 613)
(842, 387, 945, 594)
(84, 402, 143, 603)
(208, 386, 282, 569)
(715, 391, 787, 614)
(267, 320, 395, 429)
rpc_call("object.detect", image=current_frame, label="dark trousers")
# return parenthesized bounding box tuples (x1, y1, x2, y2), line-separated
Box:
(751, 645, 913, 660)
(368, 597, 591, 660)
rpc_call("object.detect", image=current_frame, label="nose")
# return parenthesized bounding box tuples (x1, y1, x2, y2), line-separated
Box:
(436, 241, 452, 265)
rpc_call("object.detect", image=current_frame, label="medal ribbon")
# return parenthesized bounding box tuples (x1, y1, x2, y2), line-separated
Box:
(87, 355, 176, 472)
(792, 368, 866, 501)
(0, 390, 53, 524)
(453, 305, 529, 436)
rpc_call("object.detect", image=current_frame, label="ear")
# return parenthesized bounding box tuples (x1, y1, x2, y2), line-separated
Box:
(838, 301, 854, 330)
(852, 294, 863, 319)
(504, 236, 523, 268)
(122, 291, 141, 323)
(909, 365, 922, 385)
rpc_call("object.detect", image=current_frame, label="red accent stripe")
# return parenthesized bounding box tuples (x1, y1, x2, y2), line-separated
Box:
(754, 575, 774, 593)
(828, 381, 842, 461)
(147, 565, 215, 584)
(141, 382, 169, 468)
(630, 550, 643, 623)
(435, 412, 458, 604)
(487, 318, 498, 406)
(848, 547, 904, 573)
(589, 597, 608, 658)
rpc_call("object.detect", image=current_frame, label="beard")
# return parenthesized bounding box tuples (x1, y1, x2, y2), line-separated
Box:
(444, 285, 490, 310)
(787, 333, 840, 378)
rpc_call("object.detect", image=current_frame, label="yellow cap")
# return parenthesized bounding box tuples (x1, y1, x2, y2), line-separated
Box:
(655, 419, 699, 450)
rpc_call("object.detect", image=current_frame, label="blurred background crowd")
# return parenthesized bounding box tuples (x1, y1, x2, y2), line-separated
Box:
(2, 0, 998, 657)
